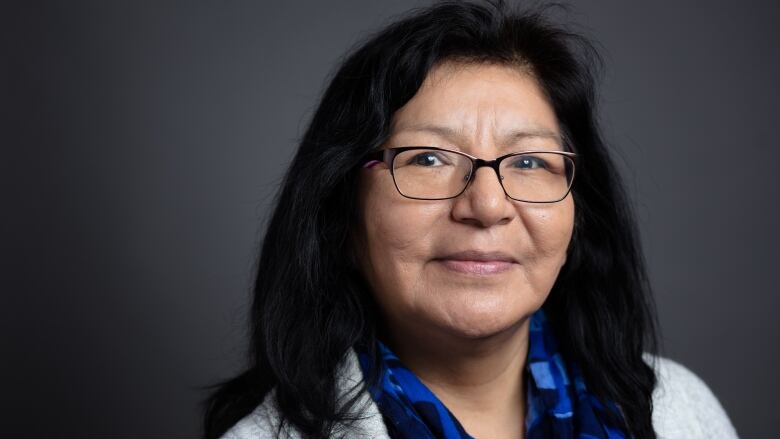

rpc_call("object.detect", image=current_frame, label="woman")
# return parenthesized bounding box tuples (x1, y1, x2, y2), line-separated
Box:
(204, 1, 738, 438)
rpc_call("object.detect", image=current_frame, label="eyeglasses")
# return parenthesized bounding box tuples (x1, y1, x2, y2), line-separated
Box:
(366, 146, 577, 203)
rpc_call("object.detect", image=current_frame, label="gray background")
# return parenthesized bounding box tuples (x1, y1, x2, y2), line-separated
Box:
(3, 1, 778, 437)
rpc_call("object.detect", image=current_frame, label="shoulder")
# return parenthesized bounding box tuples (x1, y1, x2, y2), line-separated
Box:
(220, 350, 390, 439)
(220, 351, 740, 438)
(220, 389, 290, 439)
(642, 353, 739, 438)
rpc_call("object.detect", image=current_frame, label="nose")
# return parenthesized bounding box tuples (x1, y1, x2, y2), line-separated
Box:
(451, 166, 516, 228)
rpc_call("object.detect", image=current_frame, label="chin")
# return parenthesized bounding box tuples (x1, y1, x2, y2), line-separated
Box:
(435, 296, 534, 340)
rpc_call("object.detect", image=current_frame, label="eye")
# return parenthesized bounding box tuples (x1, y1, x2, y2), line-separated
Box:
(409, 152, 447, 166)
(510, 155, 546, 169)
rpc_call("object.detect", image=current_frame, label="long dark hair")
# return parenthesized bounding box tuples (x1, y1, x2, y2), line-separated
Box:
(203, 1, 661, 437)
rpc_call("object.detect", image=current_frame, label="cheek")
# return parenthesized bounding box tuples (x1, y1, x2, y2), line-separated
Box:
(517, 197, 575, 265)
(358, 174, 449, 291)
(363, 198, 443, 266)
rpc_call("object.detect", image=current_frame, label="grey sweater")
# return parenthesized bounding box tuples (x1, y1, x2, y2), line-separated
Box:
(222, 350, 739, 438)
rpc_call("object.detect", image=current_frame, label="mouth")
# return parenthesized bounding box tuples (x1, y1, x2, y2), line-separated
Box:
(433, 250, 518, 275)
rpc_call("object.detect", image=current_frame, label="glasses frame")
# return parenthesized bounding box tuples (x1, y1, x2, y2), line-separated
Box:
(368, 146, 578, 203)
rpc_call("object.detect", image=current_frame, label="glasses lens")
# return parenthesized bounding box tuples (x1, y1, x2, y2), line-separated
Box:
(499, 152, 574, 202)
(392, 148, 472, 199)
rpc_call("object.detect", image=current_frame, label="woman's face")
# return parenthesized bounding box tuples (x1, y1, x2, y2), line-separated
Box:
(356, 62, 574, 341)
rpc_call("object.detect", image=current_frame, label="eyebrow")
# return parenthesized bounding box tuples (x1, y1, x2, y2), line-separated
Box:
(393, 123, 563, 146)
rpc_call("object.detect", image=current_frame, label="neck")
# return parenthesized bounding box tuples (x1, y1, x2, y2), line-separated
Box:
(382, 317, 530, 438)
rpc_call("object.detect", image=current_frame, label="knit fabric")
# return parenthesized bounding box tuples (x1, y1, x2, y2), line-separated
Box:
(222, 349, 739, 439)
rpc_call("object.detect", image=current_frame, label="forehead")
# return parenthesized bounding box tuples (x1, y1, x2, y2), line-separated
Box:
(389, 61, 561, 147)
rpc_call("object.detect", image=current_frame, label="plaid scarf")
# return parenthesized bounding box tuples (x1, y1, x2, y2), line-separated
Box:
(356, 308, 631, 438)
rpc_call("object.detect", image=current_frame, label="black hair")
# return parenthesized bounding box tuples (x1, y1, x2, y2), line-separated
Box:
(203, 1, 661, 437)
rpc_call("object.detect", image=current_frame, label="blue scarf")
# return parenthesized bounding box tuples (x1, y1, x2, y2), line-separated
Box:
(356, 308, 631, 438)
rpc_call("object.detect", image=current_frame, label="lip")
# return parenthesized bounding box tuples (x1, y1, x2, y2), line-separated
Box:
(434, 250, 517, 275)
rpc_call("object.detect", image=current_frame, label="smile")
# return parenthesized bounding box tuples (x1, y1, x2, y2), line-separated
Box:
(435, 259, 516, 275)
